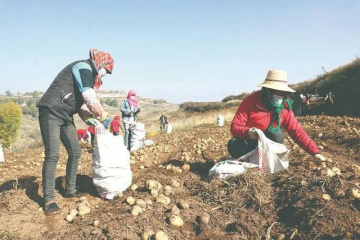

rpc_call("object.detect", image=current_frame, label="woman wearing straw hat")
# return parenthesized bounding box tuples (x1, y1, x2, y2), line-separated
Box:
(228, 69, 326, 162)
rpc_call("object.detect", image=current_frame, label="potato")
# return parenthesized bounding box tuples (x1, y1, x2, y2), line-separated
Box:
(65, 209, 78, 222)
(130, 184, 138, 191)
(164, 185, 173, 196)
(171, 205, 180, 215)
(146, 180, 162, 190)
(349, 188, 360, 199)
(144, 199, 153, 206)
(156, 194, 171, 205)
(77, 202, 91, 216)
(93, 220, 100, 227)
(333, 188, 345, 198)
(155, 231, 169, 240)
(322, 194, 331, 201)
(150, 189, 159, 197)
(179, 199, 189, 209)
(197, 213, 210, 225)
(135, 199, 146, 208)
(321, 168, 335, 177)
(131, 205, 143, 216)
(348, 164, 360, 177)
(170, 179, 181, 188)
(181, 164, 190, 172)
(169, 215, 184, 227)
(332, 167, 341, 175)
(141, 229, 155, 240)
(126, 196, 135, 205)
(171, 166, 180, 173)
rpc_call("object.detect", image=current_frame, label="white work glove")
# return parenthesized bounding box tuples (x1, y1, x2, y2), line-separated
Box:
(248, 127, 259, 140)
(314, 153, 326, 161)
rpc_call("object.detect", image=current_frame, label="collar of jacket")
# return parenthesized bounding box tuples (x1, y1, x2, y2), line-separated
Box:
(256, 102, 270, 112)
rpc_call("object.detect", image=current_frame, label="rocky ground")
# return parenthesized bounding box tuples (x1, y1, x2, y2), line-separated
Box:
(0, 115, 359, 240)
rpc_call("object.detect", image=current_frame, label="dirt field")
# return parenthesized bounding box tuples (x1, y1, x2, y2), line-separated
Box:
(0, 115, 359, 240)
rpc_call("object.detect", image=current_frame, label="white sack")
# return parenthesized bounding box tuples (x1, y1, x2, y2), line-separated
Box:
(93, 129, 132, 199)
(209, 129, 290, 179)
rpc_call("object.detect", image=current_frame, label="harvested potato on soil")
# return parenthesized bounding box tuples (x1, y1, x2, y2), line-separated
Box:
(131, 205, 143, 216)
(155, 231, 169, 240)
(65, 209, 78, 222)
(333, 188, 345, 198)
(141, 229, 155, 240)
(322, 194, 331, 201)
(130, 184, 138, 191)
(348, 188, 360, 199)
(169, 215, 184, 227)
(156, 194, 171, 205)
(164, 185, 173, 196)
(331, 167, 341, 175)
(146, 180, 162, 190)
(197, 213, 210, 225)
(179, 199, 190, 209)
(171, 205, 180, 215)
(150, 189, 159, 197)
(77, 202, 91, 216)
(135, 199, 146, 208)
(181, 163, 190, 172)
(170, 179, 181, 188)
(126, 196, 135, 205)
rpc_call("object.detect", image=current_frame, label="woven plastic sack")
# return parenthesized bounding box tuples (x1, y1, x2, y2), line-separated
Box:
(217, 115, 224, 127)
(0, 145, 4, 163)
(166, 124, 172, 134)
(93, 124, 132, 199)
(130, 122, 146, 151)
(209, 129, 290, 179)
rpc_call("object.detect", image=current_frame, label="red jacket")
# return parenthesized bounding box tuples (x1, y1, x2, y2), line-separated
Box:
(111, 119, 120, 133)
(230, 91, 319, 155)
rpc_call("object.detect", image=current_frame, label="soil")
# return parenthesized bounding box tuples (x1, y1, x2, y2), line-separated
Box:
(0, 115, 359, 240)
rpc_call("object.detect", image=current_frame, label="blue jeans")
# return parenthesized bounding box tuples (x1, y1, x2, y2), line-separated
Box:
(123, 123, 132, 149)
(38, 107, 81, 202)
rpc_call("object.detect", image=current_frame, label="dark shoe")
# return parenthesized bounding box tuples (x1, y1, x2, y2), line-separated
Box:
(44, 202, 61, 215)
(63, 191, 88, 198)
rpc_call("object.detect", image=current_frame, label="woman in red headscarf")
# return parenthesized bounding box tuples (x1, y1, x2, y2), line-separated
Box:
(120, 90, 141, 149)
(36, 49, 114, 215)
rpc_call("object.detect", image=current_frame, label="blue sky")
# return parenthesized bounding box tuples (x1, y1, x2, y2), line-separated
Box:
(0, 0, 359, 103)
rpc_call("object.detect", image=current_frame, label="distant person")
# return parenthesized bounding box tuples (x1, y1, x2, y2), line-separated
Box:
(111, 115, 124, 136)
(159, 114, 168, 131)
(36, 49, 113, 215)
(120, 90, 140, 149)
(76, 129, 90, 143)
(228, 69, 326, 162)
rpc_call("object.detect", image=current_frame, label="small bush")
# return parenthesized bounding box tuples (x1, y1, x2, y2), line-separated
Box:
(0, 101, 22, 148)
(153, 99, 167, 104)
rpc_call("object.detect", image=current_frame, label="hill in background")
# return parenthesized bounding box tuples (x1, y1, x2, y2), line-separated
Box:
(291, 58, 360, 116)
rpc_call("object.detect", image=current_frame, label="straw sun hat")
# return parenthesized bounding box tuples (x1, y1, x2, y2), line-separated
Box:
(257, 70, 296, 93)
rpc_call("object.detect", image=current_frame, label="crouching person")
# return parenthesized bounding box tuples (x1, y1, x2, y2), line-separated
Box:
(36, 49, 114, 215)
(228, 70, 325, 162)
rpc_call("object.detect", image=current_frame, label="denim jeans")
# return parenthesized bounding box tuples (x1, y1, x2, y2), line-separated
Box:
(228, 129, 285, 158)
(38, 107, 81, 202)
(123, 122, 132, 149)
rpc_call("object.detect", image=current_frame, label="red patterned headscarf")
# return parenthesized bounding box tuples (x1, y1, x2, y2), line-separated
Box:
(89, 49, 114, 89)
